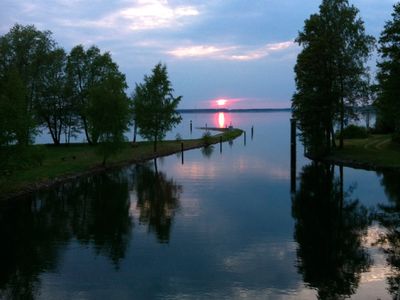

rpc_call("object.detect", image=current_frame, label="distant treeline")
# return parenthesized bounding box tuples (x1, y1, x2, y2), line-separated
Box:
(177, 108, 291, 113)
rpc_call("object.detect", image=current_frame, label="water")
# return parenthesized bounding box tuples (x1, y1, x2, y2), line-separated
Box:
(1, 112, 398, 299)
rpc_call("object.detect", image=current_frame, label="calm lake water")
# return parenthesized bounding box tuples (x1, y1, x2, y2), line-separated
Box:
(2, 112, 399, 299)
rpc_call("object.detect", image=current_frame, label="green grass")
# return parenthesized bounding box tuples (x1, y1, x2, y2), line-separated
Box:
(327, 134, 400, 169)
(0, 128, 243, 197)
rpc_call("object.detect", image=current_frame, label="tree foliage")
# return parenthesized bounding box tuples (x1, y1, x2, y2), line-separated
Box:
(0, 24, 55, 146)
(375, 3, 400, 136)
(35, 48, 77, 145)
(133, 63, 182, 151)
(0, 24, 133, 171)
(292, 0, 374, 156)
(86, 73, 130, 165)
(67, 45, 125, 145)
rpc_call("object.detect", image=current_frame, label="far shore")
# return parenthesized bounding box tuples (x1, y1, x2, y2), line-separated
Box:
(0, 128, 243, 201)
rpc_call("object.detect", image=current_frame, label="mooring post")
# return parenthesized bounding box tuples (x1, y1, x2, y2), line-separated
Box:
(181, 142, 184, 165)
(290, 118, 297, 194)
(339, 165, 344, 212)
(190, 120, 193, 134)
(220, 136, 222, 154)
(244, 131, 247, 146)
(251, 126, 254, 140)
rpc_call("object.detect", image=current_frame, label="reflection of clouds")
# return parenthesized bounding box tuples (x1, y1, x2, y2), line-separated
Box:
(179, 196, 202, 218)
(228, 286, 316, 300)
(129, 190, 140, 218)
(356, 224, 393, 297)
(232, 156, 290, 180)
(173, 154, 289, 182)
(236, 156, 290, 180)
(176, 161, 218, 180)
(166, 287, 316, 300)
(222, 241, 297, 273)
(362, 224, 388, 247)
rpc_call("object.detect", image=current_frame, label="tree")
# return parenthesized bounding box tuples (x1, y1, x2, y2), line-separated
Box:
(375, 170, 400, 298)
(35, 48, 77, 145)
(133, 63, 182, 152)
(0, 68, 30, 173)
(293, 162, 371, 299)
(0, 68, 28, 147)
(86, 73, 130, 165)
(0, 24, 56, 145)
(292, 0, 374, 156)
(375, 3, 400, 137)
(67, 45, 124, 144)
(133, 163, 181, 243)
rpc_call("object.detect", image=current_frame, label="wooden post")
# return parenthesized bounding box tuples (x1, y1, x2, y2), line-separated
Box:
(220, 136, 222, 154)
(339, 165, 344, 213)
(190, 120, 192, 134)
(244, 131, 247, 146)
(181, 142, 184, 165)
(290, 118, 297, 194)
(251, 126, 254, 140)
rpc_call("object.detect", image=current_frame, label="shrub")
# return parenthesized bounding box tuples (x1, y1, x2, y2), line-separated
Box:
(175, 133, 182, 142)
(202, 131, 212, 146)
(29, 145, 47, 166)
(392, 132, 400, 144)
(339, 125, 369, 139)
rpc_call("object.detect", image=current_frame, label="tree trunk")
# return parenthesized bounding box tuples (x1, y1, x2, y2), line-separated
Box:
(340, 95, 344, 149)
(133, 121, 137, 143)
(153, 137, 157, 152)
(154, 158, 158, 174)
(82, 116, 93, 144)
(47, 120, 60, 145)
(331, 124, 336, 148)
(339, 75, 345, 149)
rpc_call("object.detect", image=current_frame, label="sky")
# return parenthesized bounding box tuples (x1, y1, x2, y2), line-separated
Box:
(0, 0, 398, 109)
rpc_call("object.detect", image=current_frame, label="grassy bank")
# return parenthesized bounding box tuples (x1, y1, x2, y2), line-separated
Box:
(324, 134, 400, 170)
(0, 128, 243, 199)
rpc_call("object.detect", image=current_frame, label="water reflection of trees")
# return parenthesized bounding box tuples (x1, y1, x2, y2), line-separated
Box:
(292, 162, 371, 299)
(201, 145, 214, 158)
(0, 171, 133, 298)
(132, 164, 182, 243)
(375, 170, 400, 298)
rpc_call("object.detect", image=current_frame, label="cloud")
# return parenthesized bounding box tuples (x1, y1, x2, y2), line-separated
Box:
(167, 45, 235, 58)
(167, 41, 296, 61)
(57, 0, 200, 32)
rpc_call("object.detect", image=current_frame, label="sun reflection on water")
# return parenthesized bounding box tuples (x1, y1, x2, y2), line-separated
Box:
(216, 112, 231, 128)
(218, 112, 225, 128)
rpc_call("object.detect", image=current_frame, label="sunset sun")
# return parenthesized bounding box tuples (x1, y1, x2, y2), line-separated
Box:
(216, 99, 227, 106)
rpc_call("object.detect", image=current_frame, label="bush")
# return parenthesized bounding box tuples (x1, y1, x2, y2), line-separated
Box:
(392, 132, 400, 144)
(175, 133, 182, 142)
(339, 125, 369, 139)
(0, 145, 47, 176)
(202, 131, 212, 146)
(29, 145, 47, 166)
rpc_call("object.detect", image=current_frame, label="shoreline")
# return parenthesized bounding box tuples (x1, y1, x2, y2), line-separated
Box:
(307, 154, 400, 172)
(305, 134, 400, 172)
(1, 128, 243, 201)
